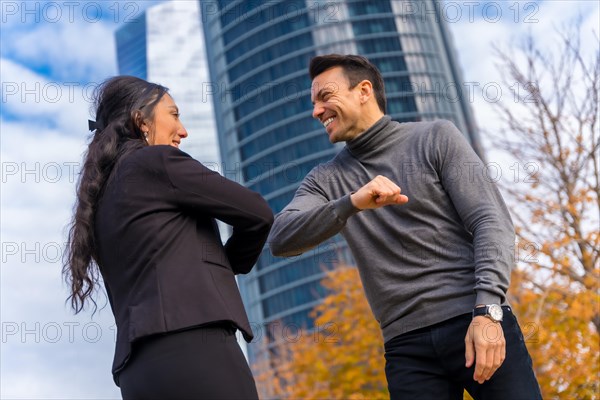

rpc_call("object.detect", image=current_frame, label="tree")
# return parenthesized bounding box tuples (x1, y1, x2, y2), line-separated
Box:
(253, 266, 475, 399)
(255, 20, 599, 400)
(491, 21, 599, 399)
(253, 265, 389, 399)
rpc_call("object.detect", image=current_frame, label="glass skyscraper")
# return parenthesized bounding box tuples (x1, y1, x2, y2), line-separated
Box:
(200, 0, 481, 364)
(115, 1, 219, 165)
(115, 14, 148, 80)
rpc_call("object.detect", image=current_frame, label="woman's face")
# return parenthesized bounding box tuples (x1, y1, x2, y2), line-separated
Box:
(143, 94, 188, 148)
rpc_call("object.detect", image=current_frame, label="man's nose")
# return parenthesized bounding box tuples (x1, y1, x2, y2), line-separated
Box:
(312, 103, 324, 120)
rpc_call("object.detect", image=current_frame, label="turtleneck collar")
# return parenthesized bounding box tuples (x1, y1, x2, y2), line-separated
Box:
(346, 115, 394, 159)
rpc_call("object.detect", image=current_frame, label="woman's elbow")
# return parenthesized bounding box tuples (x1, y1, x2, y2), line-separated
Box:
(255, 207, 274, 235)
(251, 195, 274, 229)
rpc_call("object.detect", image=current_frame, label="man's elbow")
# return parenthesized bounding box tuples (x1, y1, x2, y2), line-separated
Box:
(267, 232, 302, 258)
(269, 242, 302, 258)
(267, 234, 284, 257)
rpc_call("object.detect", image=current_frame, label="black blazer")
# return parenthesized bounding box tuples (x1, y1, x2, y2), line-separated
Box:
(94, 145, 273, 384)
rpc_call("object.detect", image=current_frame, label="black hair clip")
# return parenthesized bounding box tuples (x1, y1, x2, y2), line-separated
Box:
(88, 120, 97, 131)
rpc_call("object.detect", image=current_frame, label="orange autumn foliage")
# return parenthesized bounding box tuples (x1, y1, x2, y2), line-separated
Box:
(254, 266, 476, 399)
(253, 265, 388, 399)
(509, 269, 599, 399)
(492, 23, 599, 399)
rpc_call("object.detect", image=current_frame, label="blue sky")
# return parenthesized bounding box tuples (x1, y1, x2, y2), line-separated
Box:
(1, 1, 598, 399)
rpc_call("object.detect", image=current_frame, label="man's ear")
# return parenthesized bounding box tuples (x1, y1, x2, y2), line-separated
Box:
(359, 80, 373, 104)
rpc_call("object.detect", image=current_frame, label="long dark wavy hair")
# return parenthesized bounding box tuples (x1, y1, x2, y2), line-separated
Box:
(63, 76, 168, 313)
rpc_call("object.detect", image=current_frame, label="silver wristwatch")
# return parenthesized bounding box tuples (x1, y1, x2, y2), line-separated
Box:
(472, 304, 503, 322)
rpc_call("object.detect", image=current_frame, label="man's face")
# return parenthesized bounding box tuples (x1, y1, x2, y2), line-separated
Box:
(311, 66, 364, 143)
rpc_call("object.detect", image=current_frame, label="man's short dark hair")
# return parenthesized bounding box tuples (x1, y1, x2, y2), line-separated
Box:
(309, 54, 386, 114)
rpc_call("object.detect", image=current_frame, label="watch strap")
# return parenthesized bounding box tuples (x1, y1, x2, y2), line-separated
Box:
(472, 306, 488, 318)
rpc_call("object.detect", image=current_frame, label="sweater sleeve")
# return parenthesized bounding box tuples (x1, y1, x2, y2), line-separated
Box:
(160, 146, 273, 274)
(432, 120, 515, 305)
(268, 166, 360, 257)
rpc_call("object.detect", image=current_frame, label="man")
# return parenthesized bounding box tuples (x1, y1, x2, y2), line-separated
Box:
(268, 54, 541, 399)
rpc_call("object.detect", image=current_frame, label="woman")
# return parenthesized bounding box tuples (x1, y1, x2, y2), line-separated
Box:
(63, 76, 273, 399)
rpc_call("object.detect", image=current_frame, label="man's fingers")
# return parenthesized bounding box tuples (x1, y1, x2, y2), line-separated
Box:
(466, 318, 507, 384)
(486, 338, 506, 381)
(484, 347, 497, 381)
(371, 176, 404, 204)
(476, 330, 506, 383)
(474, 347, 489, 383)
(485, 324, 505, 381)
(464, 332, 475, 368)
(373, 177, 400, 201)
(377, 192, 407, 205)
(352, 175, 409, 209)
(395, 194, 409, 204)
(490, 345, 504, 379)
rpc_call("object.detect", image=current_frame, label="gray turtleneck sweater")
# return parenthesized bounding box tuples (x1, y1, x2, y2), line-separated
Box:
(268, 116, 515, 343)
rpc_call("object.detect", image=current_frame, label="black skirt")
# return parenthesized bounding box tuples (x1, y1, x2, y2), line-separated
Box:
(118, 324, 258, 400)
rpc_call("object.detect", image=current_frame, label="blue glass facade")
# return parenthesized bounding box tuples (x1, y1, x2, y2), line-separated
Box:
(201, 1, 343, 349)
(200, 0, 480, 363)
(115, 14, 148, 79)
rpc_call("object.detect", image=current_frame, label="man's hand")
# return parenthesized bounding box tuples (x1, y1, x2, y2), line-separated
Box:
(465, 316, 506, 384)
(351, 175, 409, 210)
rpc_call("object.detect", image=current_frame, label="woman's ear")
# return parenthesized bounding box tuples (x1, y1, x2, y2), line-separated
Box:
(140, 121, 150, 134)
(133, 110, 150, 134)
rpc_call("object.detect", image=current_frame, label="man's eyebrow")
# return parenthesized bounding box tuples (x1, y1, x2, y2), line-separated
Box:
(311, 88, 331, 105)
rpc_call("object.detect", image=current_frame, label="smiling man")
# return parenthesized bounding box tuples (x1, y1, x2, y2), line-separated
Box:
(267, 54, 541, 400)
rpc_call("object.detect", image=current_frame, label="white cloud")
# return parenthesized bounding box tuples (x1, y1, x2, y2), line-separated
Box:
(1, 6, 118, 82)
(1, 58, 98, 134)
(0, 7, 146, 396)
(1, 310, 120, 399)
(0, 114, 119, 398)
(0, 3, 172, 398)
(1, 121, 86, 231)
(445, 0, 599, 154)
(1, 23, 118, 399)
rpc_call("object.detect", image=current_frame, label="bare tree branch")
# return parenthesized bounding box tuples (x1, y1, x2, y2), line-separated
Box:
(489, 24, 599, 339)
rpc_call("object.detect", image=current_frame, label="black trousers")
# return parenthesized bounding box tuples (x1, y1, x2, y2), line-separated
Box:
(384, 307, 542, 400)
(119, 325, 258, 400)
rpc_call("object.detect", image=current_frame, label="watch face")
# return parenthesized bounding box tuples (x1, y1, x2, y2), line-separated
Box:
(488, 304, 503, 321)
